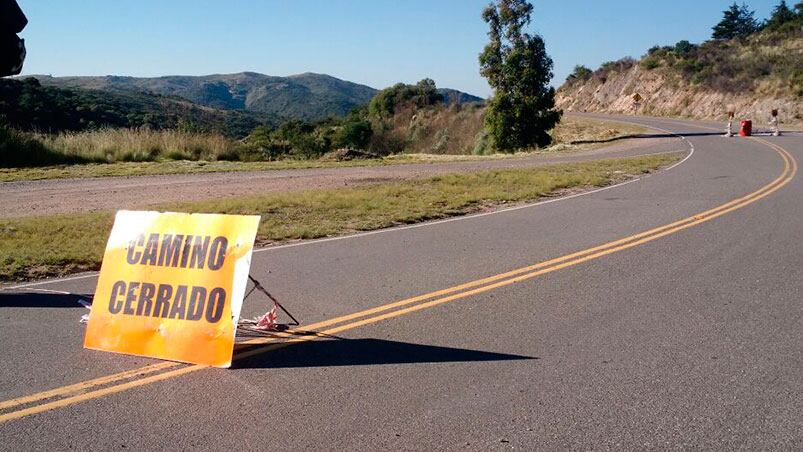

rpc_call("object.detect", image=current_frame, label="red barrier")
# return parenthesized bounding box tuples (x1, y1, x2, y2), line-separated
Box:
(739, 120, 752, 137)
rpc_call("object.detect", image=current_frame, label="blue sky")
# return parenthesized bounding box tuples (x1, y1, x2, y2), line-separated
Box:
(18, 1, 779, 97)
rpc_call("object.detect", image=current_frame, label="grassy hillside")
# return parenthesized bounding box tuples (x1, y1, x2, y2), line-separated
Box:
(638, 30, 802, 98)
(1, 77, 273, 137)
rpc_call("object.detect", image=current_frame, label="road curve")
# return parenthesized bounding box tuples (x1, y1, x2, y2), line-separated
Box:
(0, 116, 801, 449)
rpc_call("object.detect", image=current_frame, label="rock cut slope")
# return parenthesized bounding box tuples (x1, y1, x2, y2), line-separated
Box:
(556, 31, 803, 125)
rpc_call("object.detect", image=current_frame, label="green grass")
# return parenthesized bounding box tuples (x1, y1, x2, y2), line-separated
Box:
(0, 153, 680, 282)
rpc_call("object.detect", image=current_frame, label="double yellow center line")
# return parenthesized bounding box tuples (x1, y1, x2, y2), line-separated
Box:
(0, 137, 795, 424)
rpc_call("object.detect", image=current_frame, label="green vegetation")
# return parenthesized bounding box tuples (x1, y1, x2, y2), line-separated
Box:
(564, 59, 637, 86)
(367, 79, 444, 118)
(0, 78, 270, 138)
(712, 2, 760, 40)
(31, 72, 380, 122)
(712, 1, 802, 36)
(339, 118, 373, 150)
(764, 1, 798, 31)
(31, 73, 483, 124)
(640, 31, 802, 95)
(1, 78, 453, 167)
(565, 65, 593, 84)
(479, 0, 561, 151)
(215, 79, 466, 160)
(0, 19, 633, 172)
(0, 153, 680, 281)
(595, 58, 637, 83)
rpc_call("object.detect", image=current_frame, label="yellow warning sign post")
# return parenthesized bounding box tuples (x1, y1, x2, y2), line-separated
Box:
(84, 210, 260, 368)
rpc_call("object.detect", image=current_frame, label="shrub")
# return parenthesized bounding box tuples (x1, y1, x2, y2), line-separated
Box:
(565, 65, 593, 83)
(472, 131, 491, 155)
(594, 57, 636, 82)
(792, 70, 803, 97)
(640, 56, 662, 70)
(337, 119, 373, 150)
(367, 79, 444, 118)
(674, 40, 698, 56)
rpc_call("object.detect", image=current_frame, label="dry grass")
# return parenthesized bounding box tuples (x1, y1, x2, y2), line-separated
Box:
(550, 116, 646, 145)
(0, 116, 648, 182)
(0, 153, 680, 281)
(35, 128, 237, 163)
(370, 103, 486, 155)
(371, 107, 646, 156)
(543, 116, 648, 154)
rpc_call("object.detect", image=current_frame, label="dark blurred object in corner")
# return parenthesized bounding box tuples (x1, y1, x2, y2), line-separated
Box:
(0, 0, 28, 76)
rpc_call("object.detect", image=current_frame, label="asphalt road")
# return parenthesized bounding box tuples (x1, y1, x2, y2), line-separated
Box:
(0, 115, 801, 450)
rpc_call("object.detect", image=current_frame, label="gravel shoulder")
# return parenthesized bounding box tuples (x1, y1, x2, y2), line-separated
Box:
(0, 137, 677, 218)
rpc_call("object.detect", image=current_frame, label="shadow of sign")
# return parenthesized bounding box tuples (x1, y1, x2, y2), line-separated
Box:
(569, 131, 723, 145)
(233, 338, 537, 369)
(0, 292, 92, 308)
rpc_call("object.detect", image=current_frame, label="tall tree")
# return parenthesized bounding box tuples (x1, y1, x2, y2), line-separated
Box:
(479, 0, 561, 152)
(712, 2, 759, 39)
(766, 0, 797, 29)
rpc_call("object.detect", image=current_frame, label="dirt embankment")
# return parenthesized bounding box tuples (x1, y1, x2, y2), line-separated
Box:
(557, 64, 802, 126)
(557, 30, 803, 127)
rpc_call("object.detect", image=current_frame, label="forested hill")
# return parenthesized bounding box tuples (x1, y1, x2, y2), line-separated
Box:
(0, 77, 274, 137)
(28, 72, 483, 122)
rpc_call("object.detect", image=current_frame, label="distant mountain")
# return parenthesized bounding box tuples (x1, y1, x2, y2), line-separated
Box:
(437, 88, 484, 104)
(29, 72, 483, 121)
(30, 72, 375, 121)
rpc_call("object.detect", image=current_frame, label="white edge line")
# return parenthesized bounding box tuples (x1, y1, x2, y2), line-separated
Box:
(3, 273, 102, 290)
(1, 129, 695, 291)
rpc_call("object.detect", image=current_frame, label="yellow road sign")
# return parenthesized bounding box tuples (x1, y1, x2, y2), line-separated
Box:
(84, 210, 260, 368)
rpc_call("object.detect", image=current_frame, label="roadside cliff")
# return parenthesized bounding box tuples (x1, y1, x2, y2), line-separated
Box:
(556, 32, 803, 126)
